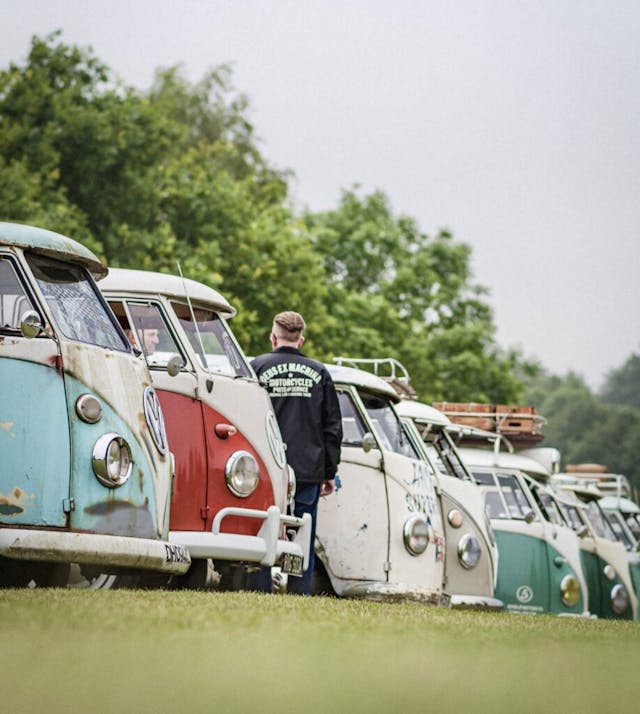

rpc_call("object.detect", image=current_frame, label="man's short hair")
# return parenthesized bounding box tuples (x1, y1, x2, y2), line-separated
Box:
(273, 311, 306, 339)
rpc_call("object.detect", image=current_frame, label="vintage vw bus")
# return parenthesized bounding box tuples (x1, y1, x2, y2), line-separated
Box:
(100, 268, 310, 588)
(395, 400, 501, 609)
(0, 222, 190, 587)
(313, 363, 446, 603)
(455, 440, 588, 616)
(599, 494, 640, 603)
(551, 478, 637, 620)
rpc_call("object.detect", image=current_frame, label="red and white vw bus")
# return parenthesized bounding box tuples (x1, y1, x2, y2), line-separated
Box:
(101, 269, 310, 588)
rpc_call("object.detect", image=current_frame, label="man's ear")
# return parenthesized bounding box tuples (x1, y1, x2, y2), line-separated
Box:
(297, 335, 305, 348)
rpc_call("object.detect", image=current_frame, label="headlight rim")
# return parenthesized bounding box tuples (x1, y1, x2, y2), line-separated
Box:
(225, 449, 260, 498)
(403, 515, 430, 556)
(457, 533, 482, 569)
(560, 573, 581, 607)
(611, 583, 630, 615)
(92, 433, 133, 488)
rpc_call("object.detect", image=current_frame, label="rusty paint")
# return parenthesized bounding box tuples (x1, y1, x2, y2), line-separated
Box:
(0, 488, 29, 516)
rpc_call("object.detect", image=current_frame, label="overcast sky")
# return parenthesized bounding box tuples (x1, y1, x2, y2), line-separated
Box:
(2, 0, 639, 389)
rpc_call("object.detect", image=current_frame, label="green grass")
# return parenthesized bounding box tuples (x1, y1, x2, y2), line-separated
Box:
(2, 590, 639, 713)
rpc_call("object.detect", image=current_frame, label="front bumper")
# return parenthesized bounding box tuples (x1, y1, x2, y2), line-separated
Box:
(448, 593, 504, 610)
(341, 580, 449, 606)
(169, 505, 312, 570)
(0, 528, 191, 575)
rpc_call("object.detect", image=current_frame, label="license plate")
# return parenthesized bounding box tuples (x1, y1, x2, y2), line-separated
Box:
(280, 553, 304, 577)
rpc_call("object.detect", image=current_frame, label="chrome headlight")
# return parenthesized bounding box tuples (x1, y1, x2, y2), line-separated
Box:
(287, 465, 296, 511)
(225, 450, 260, 497)
(457, 533, 482, 569)
(92, 434, 133, 488)
(560, 574, 581, 607)
(403, 516, 429, 555)
(447, 509, 464, 528)
(611, 583, 630, 614)
(76, 394, 103, 424)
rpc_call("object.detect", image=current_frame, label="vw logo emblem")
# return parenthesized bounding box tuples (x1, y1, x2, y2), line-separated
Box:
(143, 386, 168, 455)
(516, 585, 534, 603)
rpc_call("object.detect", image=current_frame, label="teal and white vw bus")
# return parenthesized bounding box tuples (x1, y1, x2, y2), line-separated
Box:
(313, 364, 447, 603)
(396, 400, 502, 610)
(0, 223, 190, 586)
(455, 437, 588, 616)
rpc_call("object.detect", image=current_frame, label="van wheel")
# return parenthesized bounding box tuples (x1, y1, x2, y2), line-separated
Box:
(311, 559, 335, 596)
(65, 564, 137, 590)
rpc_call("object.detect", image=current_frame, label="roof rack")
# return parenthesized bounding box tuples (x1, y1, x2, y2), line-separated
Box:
(333, 357, 418, 399)
(434, 402, 546, 448)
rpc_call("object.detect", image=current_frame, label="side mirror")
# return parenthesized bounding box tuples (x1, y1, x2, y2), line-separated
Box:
(524, 510, 536, 524)
(577, 525, 589, 538)
(166, 354, 185, 377)
(20, 310, 43, 338)
(362, 432, 377, 453)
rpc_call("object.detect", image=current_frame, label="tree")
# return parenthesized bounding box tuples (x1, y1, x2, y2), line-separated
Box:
(305, 188, 532, 402)
(524, 369, 640, 489)
(600, 352, 640, 410)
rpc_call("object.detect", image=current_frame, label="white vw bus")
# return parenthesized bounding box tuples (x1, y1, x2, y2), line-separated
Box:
(100, 268, 310, 588)
(313, 364, 447, 604)
(396, 400, 501, 609)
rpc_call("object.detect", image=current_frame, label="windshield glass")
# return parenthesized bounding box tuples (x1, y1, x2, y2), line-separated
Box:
(557, 503, 585, 532)
(604, 511, 636, 550)
(497, 472, 535, 520)
(360, 391, 418, 458)
(111, 300, 186, 369)
(584, 501, 618, 540)
(0, 256, 37, 332)
(28, 254, 127, 350)
(533, 488, 567, 526)
(429, 430, 470, 480)
(626, 514, 640, 541)
(171, 301, 251, 377)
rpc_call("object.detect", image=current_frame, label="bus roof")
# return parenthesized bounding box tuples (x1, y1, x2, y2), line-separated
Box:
(99, 268, 235, 317)
(0, 222, 107, 279)
(326, 363, 400, 401)
(395, 399, 451, 426)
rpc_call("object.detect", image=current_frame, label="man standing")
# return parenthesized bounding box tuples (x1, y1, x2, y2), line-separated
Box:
(252, 311, 342, 595)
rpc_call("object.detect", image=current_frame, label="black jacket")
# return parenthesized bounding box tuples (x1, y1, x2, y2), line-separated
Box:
(251, 347, 342, 484)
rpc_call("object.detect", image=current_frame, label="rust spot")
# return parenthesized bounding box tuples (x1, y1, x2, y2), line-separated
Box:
(12, 487, 23, 499)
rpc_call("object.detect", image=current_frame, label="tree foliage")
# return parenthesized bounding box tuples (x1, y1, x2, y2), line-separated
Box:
(599, 352, 640, 411)
(524, 370, 640, 490)
(1, 32, 527, 400)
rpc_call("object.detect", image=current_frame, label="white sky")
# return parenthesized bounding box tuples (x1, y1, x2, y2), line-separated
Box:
(2, 0, 639, 389)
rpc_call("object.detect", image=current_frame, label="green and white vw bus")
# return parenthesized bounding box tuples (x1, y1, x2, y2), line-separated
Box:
(457, 440, 588, 616)
(552, 478, 637, 620)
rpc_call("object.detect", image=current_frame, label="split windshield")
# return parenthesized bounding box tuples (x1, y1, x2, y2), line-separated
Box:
(28, 254, 127, 350)
(360, 391, 418, 459)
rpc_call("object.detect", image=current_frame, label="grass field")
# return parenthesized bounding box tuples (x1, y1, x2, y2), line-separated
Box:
(1, 589, 639, 713)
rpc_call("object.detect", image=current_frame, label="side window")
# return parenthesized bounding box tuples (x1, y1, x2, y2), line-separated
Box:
(0, 256, 37, 332)
(110, 300, 185, 369)
(337, 391, 367, 446)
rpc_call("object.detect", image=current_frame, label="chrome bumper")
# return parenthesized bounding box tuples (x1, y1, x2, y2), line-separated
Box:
(0, 528, 191, 575)
(169, 505, 312, 570)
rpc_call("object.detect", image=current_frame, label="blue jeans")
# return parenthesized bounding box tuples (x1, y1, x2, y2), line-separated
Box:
(287, 482, 321, 596)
